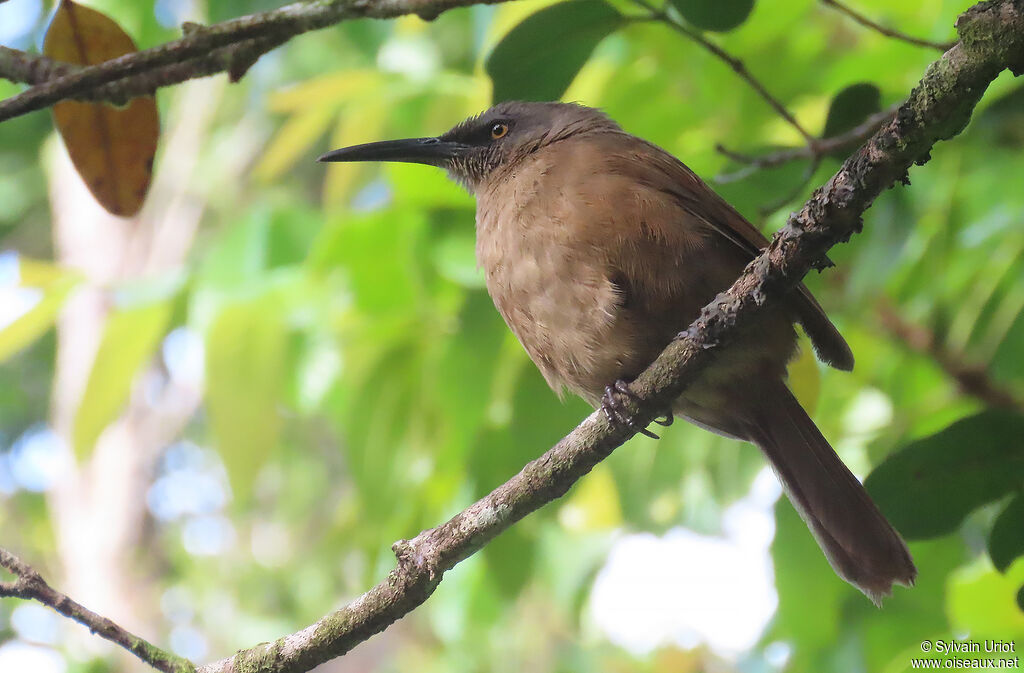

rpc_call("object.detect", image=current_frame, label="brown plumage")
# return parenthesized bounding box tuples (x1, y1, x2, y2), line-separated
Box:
(319, 101, 916, 604)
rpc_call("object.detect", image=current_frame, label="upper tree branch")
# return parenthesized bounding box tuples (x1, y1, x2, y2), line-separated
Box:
(194, 2, 1024, 672)
(0, 0, 502, 122)
(0, 548, 194, 673)
(0, 46, 78, 84)
(0, 35, 286, 107)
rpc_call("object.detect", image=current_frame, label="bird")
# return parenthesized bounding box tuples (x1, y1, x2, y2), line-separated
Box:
(318, 101, 916, 604)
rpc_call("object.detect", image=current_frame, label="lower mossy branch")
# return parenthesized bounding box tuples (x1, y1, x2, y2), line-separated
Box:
(0, 548, 195, 673)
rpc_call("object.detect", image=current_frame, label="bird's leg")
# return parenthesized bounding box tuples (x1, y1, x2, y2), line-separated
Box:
(601, 379, 672, 439)
(611, 380, 674, 426)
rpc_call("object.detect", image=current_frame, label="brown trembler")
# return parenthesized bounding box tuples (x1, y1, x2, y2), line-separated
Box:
(319, 101, 916, 604)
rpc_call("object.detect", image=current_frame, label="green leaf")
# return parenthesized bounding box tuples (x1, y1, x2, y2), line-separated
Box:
(670, 0, 755, 32)
(469, 363, 591, 495)
(559, 464, 622, 531)
(308, 208, 425, 315)
(483, 524, 536, 599)
(387, 162, 473, 209)
(972, 83, 1024, 148)
(486, 0, 625, 103)
(864, 411, 1024, 540)
(771, 499, 845, 659)
(73, 298, 173, 460)
(947, 558, 1024, 637)
(822, 83, 882, 145)
(858, 537, 966, 672)
(194, 215, 269, 296)
(334, 341, 421, 515)
(432, 229, 486, 289)
(205, 296, 289, 501)
(0, 274, 78, 364)
(989, 494, 1024, 572)
(435, 291, 507, 471)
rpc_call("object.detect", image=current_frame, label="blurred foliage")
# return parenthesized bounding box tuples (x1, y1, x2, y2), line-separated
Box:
(1, 0, 1023, 671)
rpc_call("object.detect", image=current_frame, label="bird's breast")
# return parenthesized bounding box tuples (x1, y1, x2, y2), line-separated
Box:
(473, 157, 640, 402)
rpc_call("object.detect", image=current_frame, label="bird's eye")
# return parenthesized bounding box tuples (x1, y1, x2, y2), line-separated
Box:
(490, 122, 509, 140)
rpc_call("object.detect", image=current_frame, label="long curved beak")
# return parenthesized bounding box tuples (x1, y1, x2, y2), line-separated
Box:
(317, 137, 470, 166)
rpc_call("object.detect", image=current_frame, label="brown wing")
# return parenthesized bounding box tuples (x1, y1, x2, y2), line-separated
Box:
(619, 135, 854, 371)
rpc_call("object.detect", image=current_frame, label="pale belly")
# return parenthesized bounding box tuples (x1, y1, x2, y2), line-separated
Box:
(481, 231, 623, 393)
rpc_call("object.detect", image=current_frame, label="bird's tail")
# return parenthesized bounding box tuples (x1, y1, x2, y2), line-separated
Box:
(744, 382, 916, 604)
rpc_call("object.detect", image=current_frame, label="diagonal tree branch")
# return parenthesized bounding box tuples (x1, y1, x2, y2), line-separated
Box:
(190, 2, 1024, 672)
(0, 0, 503, 123)
(0, 548, 195, 673)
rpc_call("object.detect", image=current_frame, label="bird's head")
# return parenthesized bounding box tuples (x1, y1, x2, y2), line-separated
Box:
(318, 101, 621, 192)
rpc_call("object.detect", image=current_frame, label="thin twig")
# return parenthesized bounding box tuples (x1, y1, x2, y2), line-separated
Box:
(877, 304, 1024, 412)
(194, 2, 1024, 671)
(715, 105, 899, 182)
(822, 0, 955, 52)
(0, 0, 504, 123)
(633, 0, 816, 144)
(0, 548, 195, 673)
(759, 156, 823, 217)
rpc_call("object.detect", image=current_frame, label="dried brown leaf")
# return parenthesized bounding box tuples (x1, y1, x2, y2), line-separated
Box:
(43, 0, 159, 217)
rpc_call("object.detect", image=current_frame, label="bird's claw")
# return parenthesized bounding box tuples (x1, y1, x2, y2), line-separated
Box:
(600, 379, 671, 439)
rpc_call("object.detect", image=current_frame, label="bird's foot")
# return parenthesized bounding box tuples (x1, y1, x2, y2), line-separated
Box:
(601, 379, 673, 439)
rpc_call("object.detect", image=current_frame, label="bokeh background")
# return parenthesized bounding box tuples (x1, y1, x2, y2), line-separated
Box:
(1, 0, 1023, 671)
